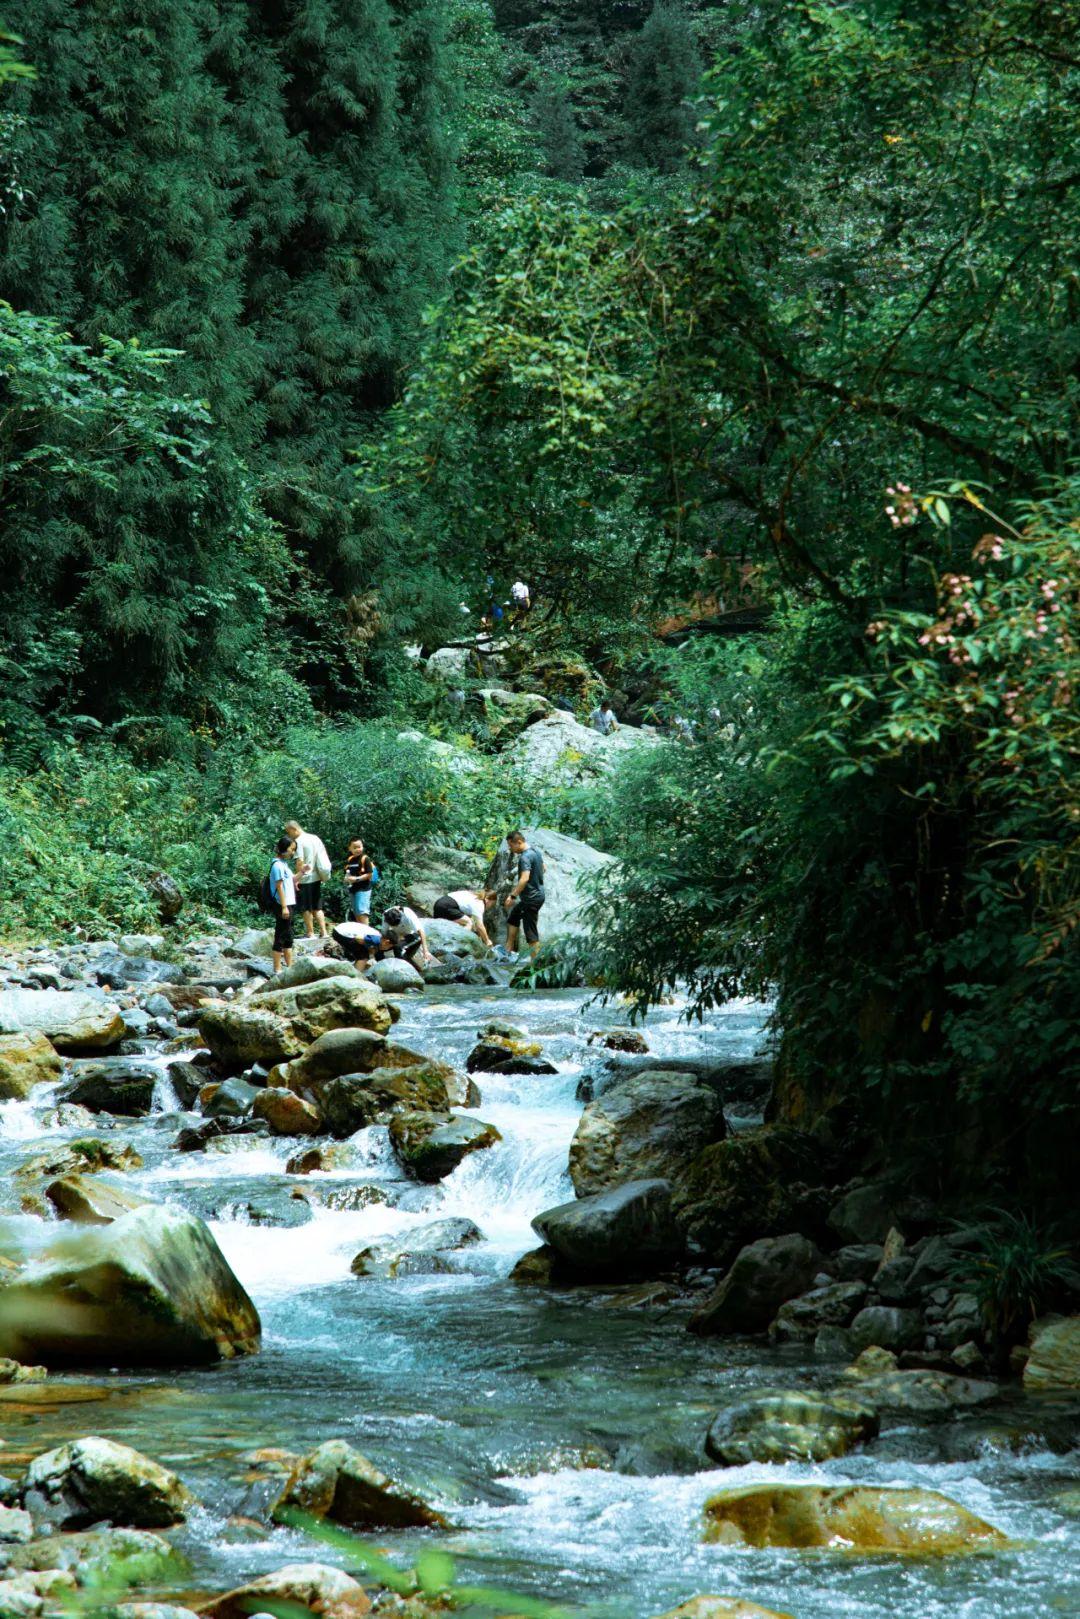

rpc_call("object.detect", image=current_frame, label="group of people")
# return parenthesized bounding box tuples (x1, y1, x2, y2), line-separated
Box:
(265, 823, 546, 976)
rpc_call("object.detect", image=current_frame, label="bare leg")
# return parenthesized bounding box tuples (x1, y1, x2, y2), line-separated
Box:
(272, 950, 283, 974)
(315, 909, 328, 938)
(472, 917, 493, 949)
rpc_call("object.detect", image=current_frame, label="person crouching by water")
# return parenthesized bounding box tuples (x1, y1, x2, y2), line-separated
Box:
(270, 835, 298, 973)
(380, 905, 437, 968)
(503, 830, 544, 960)
(433, 889, 495, 949)
(343, 837, 375, 923)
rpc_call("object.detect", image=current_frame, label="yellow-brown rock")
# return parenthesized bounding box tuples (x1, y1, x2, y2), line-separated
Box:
(702, 1484, 1010, 1553)
(652, 1601, 794, 1619)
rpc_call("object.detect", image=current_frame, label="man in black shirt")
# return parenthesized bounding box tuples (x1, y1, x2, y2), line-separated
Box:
(503, 830, 545, 958)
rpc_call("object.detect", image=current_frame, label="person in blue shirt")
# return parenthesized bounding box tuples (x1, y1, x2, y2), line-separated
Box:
(269, 835, 298, 973)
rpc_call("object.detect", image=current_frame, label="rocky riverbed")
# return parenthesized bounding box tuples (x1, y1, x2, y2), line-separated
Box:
(0, 928, 1077, 1617)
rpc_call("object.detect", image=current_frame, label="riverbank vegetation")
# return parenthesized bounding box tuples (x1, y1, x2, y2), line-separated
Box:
(1, 0, 1077, 1213)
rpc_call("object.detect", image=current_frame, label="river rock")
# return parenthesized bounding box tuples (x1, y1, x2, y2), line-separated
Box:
(833, 1243, 885, 1281)
(251, 1088, 322, 1136)
(828, 1181, 904, 1245)
(200, 1563, 370, 1619)
(45, 1175, 149, 1225)
(59, 1061, 159, 1116)
(203, 1077, 261, 1119)
(848, 1304, 922, 1354)
(271, 1439, 447, 1531)
(0, 1032, 62, 1100)
(484, 825, 615, 941)
(164, 1061, 206, 1109)
(389, 1111, 501, 1182)
(351, 1218, 482, 1279)
(701, 1484, 1010, 1552)
(689, 1234, 821, 1336)
(248, 975, 397, 1042)
(21, 1437, 193, 1529)
(16, 1138, 143, 1180)
(569, 1071, 726, 1197)
(705, 1391, 879, 1465)
(509, 1246, 558, 1285)
(7, 1525, 182, 1591)
(532, 1180, 681, 1276)
(269, 1027, 424, 1091)
(401, 840, 488, 918)
(321, 1065, 451, 1135)
(0, 1205, 260, 1366)
(670, 1127, 827, 1262)
(197, 1004, 302, 1069)
(0, 1505, 33, 1543)
(466, 1037, 557, 1075)
(269, 957, 364, 990)
(769, 1281, 867, 1342)
(421, 916, 489, 958)
(0, 988, 125, 1052)
(285, 1143, 365, 1174)
(839, 1363, 998, 1415)
(369, 958, 425, 993)
(502, 713, 661, 793)
(651, 1602, 794, 1619)
(1023, 1315, 1080, 1390)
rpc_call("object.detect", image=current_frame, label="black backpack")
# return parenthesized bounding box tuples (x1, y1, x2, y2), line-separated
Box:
(258, 868, 277, 914)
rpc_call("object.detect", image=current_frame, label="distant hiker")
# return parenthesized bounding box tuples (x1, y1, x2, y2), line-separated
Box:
(503, 831, 545, 959)
(433, 889, 495, 949)
(589, 698, 619, 736)
(269, 835, 298, 973)
(511, 579, 531, 620)
(284, 820, 332, 939)
(380, 905, 437, 967)
(343, 837, 376, 922)
(672, 713, 696, 744)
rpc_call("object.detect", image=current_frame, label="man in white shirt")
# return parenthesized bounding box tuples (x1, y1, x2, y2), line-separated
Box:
(589, 698, 619, 736)
(432, 888, 495, 949)
(284, 820, 332, 940)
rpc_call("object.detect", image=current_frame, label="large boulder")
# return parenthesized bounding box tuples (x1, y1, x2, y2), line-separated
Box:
(839, 1359, 998, 1415)
(0, 988, 125, 1053)
(271, 1439, 446, 1531)
(503, 710, 662, 791)
(369, 957, 425, 994)
(202, 1077, 261, 1120)
(270, 1027, 391, 1090)
(351, 1218, 482, 1279)
(532, 1180, 681, 1277)
(705, 1392, 878, 1466)
(701, 1484, 1010, 1553)
(769, 1281, 867, 1343)
(247, 975, 397, 1042)
(1024, 1316, 1080, 1391)
(196, 1003, 302, 1069)
(59, 1061, 159, 1117)
(670, 1127, 829, 1262)
(569, 1071, 726, 1197)
(0, 1032, 62, 1100)
(268, 957, 364, 990)
(401, 841, 488, 918)
(466, 1037, 557, 1076)
(251, 1088, 322, 1137)
(689, 1234, 821, 1336)
(847, 1304, 922, 1355)
(0, 1205, 260, 1366)
(21, 1438, 193, 1529)
(484, 827, 614, 942)
(321, 1065, 451, 1136)
(199, 1563, 370, 1619)
(45, 1175, 149, 1225)
(389, 1111, 501, 1182)
(421, 917, 489, 958)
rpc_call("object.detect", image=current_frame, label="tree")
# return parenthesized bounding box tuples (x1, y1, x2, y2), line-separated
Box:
(622, 0, 701, 173)
(532, 74, 584, 181)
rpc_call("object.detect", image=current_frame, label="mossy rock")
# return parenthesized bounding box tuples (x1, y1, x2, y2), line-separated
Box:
(702, 1484, 1011, 1553)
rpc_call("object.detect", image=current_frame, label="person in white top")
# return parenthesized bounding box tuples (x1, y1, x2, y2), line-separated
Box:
(379, 905, 437, 967)
(589, 698, 619, 736)
(432, 888, 495, 949)
(511, 579, 531, 619)
(284, 820, 332, 940)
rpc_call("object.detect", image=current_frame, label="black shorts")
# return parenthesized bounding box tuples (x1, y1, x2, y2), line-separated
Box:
(433, 896, 466, 921)
(297, 880, 322, 913)
(508, 898, 543, 943)
(392, 931, 423, 960)
(273, 908, 295, 951)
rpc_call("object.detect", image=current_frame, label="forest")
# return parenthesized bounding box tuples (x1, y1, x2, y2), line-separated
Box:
(0, 3, 1077, 1617)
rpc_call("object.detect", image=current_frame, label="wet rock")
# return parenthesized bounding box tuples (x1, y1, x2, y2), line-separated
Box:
(39, 1102, 96, 1131)
(250, 1087, 322, 1136)
(1024, 1315, 1080, 1391)
(701, 1483, 1010, 1552)
(304, 1184, 391, 1213)
(196, 1003, 303, 1069)
(838, 1364, 998, 1415)
(115, 1607, 200, 1619)
(174, 1118, 266, 1152)
(465, 1037, 556, 1075)
(203, 1077, 261, 1120)
(769, 1281, 867, 1342)
(59, 1060, 158, 1116)
(0, 1568, 76, 1614)
(271, 1439, 447, 1531)
(569, 1071, 726, 1198)
(0, 988, 125, 1052)
(589, 1028, 649, 1055)
(270, 1027, 408, 1091)
(211, 1194, 313, 1230)
(650, 1601, 794, 1619)
(16, 1138, 143, 1180)
(0, 1358, 46, 1384)
(832, 1243, 885, 1282)
(351, 1218, 482, 1279)
(270, 957, 364, 990)
(848, 1304, 922, 1354)
(21, 1437, 193, 1529)
(389, 1111, 501, 1182)
(45, 1174, 149, 1225)
(480, 1019, 528, 1041)
(164, 1061, 207, 1109)
(8, 1525, 182, 1591)
(670, 1127, 829, 1262)
(532, 1180, 681, 1277)
(285, 1143, 364, 1175)
(200, 1562, 371, 1619)
(705, 1392, 878, 1465)
(0, 1505, 33, 1543)
(321, 1065, 451, 1136)
(370, 958, 425, 993)
(0, 1032, 62, 1101)
(0, 1205, 260, 1366)
(509, 1246, 557, 1285)
(248, 975, 397, 1042)
(688, 1234, 821, 1336)
(827, 1181, 904, 1245)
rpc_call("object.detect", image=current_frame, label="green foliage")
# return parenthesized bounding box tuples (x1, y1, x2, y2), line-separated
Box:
(623, 1, 702, 173)
(947, 1212, 1080, 1346)
(532, 74, 584, 182)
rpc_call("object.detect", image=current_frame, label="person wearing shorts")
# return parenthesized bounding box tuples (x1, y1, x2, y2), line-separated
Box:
(284, 820, 332, 939)
(503, 831, 545, 958)
(433, 889, 494, 949)
(269, 836, 298, 973)
(344, 838, 375, 920)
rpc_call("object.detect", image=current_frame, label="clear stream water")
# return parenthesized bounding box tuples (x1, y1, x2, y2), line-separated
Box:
(1, 985, 1078, 1617)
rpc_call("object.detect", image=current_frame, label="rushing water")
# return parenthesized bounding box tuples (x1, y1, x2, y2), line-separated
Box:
(1, 985, 1078, 1617)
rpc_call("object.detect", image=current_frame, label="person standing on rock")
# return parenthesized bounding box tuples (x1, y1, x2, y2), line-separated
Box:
(284, 820, 332, 940)
(589, 697, 619, 736)
(269, 836, 298, 973)
(343, 837, 376, 923)
(503, 831, 545, 959)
